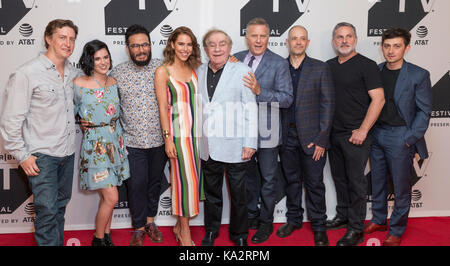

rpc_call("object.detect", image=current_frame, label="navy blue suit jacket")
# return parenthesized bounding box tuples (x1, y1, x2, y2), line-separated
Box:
(234, 49, 293, 148)
(281, 55, 335, 155)
(378, 61, 432, 159)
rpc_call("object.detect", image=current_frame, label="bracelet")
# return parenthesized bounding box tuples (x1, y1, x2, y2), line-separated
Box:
(162, 130, 170, 139)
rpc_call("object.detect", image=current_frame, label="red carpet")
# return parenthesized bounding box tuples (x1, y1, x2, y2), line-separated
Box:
(1, 217, 449, 246)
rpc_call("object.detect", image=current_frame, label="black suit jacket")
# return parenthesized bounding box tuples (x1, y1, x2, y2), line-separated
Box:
(281, 55, 335, 155)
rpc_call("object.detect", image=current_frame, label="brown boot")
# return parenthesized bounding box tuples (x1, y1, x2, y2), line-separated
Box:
(129, 230, 146, 246)
(145, 222, 164, 243)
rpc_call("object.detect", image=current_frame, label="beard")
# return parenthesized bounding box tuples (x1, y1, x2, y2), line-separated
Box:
(130, 49, 152, 67)
(334, 43, 355, 57)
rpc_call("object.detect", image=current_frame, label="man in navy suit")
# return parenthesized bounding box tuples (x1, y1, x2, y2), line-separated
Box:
(234, 17, 293, 244)
(277, 25, 335, 246)
(364, 28, 432, 246)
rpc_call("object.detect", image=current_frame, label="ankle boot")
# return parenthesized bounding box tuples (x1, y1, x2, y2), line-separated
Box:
(92, 236, 106, 246)
(104, 233, 114, 246)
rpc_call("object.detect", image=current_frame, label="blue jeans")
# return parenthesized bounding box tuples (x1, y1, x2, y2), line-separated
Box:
(28, 152, 74, 246)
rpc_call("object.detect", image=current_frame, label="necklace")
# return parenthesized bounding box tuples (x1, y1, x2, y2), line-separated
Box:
(93, 75, 109, 93)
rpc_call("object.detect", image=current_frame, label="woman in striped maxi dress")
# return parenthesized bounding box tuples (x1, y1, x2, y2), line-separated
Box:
(155, 26, 204, 246)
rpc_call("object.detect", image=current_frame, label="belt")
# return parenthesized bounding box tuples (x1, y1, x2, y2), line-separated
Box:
(76, 117, 118, 128)
(289, 123, 296, 129)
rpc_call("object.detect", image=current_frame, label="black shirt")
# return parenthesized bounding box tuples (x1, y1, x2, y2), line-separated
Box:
(377, 65, 406, 126)
(287, 57, 305, 124)
(327, 53, 383, 135)
(207, 63, 225, 101)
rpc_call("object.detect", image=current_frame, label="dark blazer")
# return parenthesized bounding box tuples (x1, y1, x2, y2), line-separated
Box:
(378, 61, 432, 159)
(234, 49, 293, 148)
(281, 55, 335, 155)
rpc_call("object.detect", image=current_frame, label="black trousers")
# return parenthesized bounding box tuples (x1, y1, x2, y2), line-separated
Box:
(328, 133, 372, 232)
(202, 157, 249, 242)
(280, 127, 327, 231)
(126, 145, 167, 229)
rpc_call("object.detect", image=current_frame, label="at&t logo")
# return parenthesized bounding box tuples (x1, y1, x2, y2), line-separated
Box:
(414, 25, 430, 46)
(158, 196, 172, 216)
(368, 0, 435, 37)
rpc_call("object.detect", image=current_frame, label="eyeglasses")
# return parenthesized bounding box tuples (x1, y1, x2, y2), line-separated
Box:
(128, 43, 151, 49)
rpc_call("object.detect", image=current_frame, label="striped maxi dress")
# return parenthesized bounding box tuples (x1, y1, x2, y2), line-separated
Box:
(166, 69, 205, 218)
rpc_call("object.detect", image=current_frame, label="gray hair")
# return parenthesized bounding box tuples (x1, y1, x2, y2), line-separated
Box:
(202, 28, 233, 47)
(332, 22, 357, 38)
(245, 17, 270, 35)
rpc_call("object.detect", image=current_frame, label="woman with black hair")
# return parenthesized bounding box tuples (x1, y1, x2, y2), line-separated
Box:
(74, 40, 130, 246)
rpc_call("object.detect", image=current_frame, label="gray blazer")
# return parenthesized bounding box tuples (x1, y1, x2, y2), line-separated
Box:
(234, 49, 293, 148)
(198, 62, 258, 163)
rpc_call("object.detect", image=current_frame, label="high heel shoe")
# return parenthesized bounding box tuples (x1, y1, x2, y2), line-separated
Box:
(178, 229, 195, 246)
(173, 221, 181, 242)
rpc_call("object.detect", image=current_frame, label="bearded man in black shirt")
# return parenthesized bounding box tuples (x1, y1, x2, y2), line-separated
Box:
(325, 22, 385, 246)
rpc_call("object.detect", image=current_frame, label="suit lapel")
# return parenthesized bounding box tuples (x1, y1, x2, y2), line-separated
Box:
(254, 51, 270, 79)
(394, 61, 409, 104)
(198, 64, 210, 103)
(296, 56, 313, 104)
(210, 62, 233, 102)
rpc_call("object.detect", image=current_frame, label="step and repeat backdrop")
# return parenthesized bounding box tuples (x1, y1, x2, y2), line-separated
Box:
(1, 0, 449, 233)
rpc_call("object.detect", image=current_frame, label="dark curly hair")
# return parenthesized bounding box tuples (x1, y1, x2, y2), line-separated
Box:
(78, 39, 112, 76)
(382, 28, 411, 46)
(163, 26, 201, 70)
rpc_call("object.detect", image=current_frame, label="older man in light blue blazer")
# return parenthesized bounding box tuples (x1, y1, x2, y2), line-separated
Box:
(198, 29, 258, 246)
(234, 17, 293, 244)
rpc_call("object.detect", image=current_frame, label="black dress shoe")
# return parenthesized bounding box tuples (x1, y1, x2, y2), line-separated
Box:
(336, 230, 364, 246)
(248, 218, 259, 230)
(235, 238, 248, 246)
(326, 216, 348, 230)
(313, 231, 329, 246)
(276, 223, 302, 238)
(251, 222, 273, 244)
(201, 231, 218, 246)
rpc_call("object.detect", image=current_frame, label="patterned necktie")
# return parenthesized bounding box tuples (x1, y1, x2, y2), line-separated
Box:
(248, 56, 256, 68)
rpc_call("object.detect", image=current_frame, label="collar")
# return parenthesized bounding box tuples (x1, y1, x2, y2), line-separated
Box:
(208, 60, 227, 73)
(245, 51, 265, 62)
(38, 52, 71, 70)
(287, 54, 308, 70)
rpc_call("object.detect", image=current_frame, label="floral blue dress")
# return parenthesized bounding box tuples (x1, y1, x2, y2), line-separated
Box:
(74, 82, 130, 190)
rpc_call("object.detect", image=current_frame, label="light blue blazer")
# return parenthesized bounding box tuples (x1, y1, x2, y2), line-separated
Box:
(197, 61, 258, 163)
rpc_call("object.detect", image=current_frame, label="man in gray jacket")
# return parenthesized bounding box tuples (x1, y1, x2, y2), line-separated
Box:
(0, 19, 79, 246)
